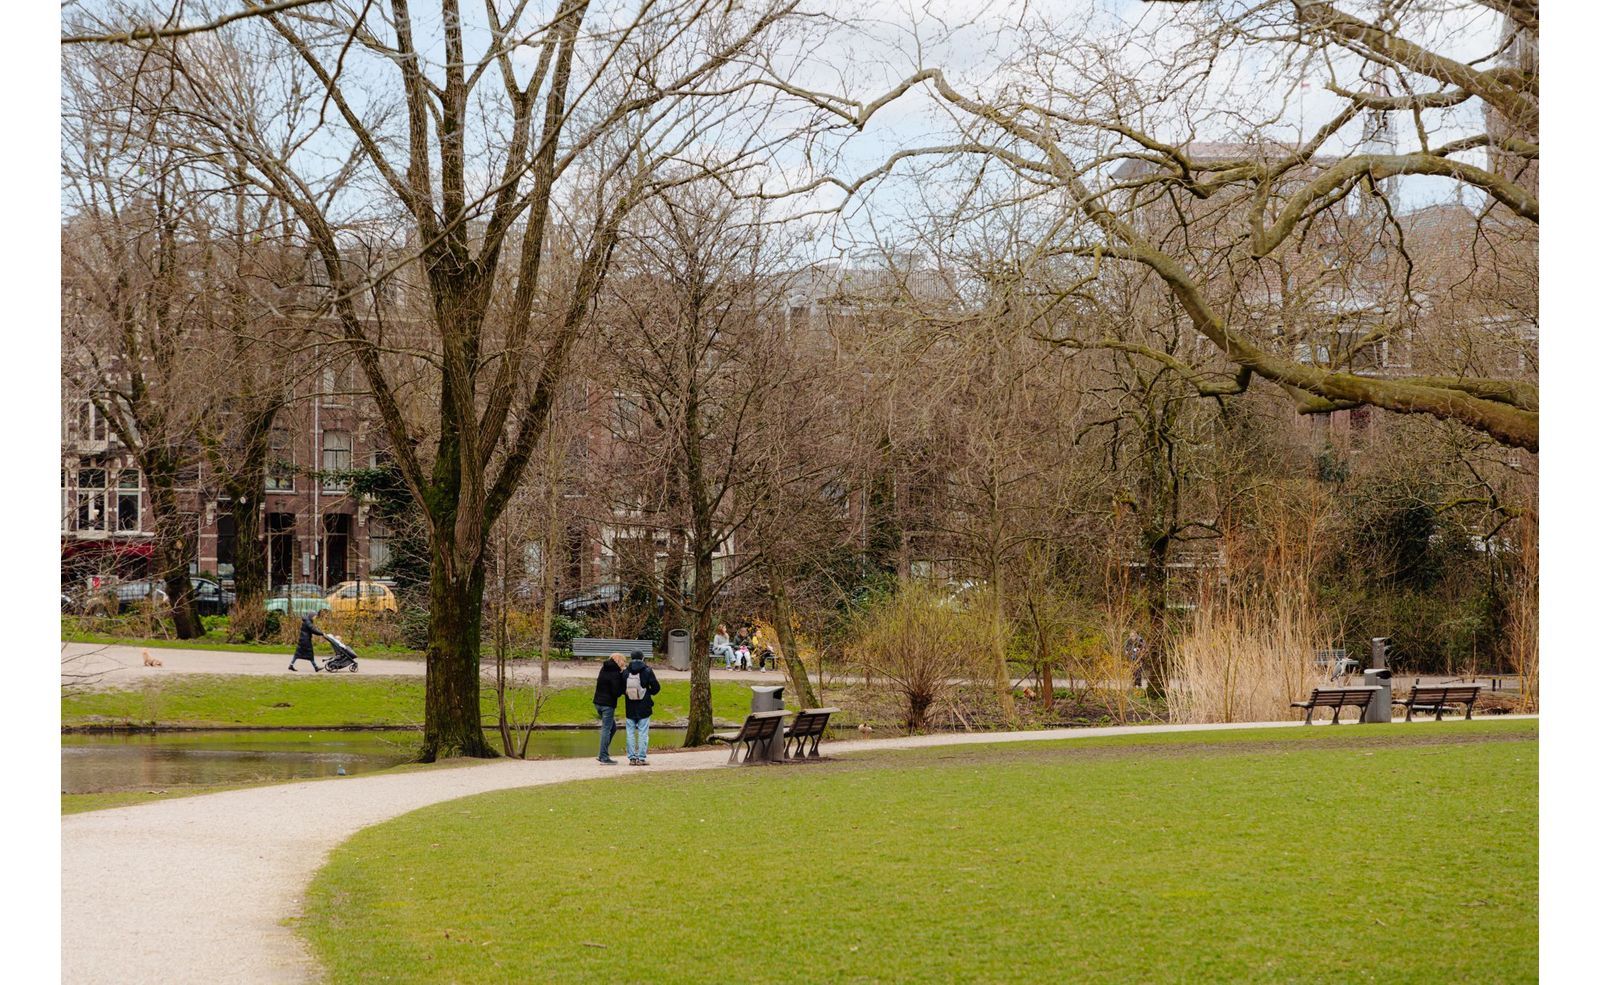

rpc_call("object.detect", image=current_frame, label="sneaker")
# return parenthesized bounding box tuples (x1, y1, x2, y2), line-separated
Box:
(288, 665, 297, 672)
(599, 758, 618, 765)
(638, 758, 650, 766)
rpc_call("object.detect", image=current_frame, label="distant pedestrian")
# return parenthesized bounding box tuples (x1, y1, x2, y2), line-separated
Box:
(593, 652, 626, 765)
(289, 613, 325, 672)
(622, 650, 662, 765)
(1125, 632, 1146, 689)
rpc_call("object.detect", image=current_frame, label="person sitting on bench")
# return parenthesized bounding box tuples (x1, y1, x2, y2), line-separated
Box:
(712, 624, 736, 669)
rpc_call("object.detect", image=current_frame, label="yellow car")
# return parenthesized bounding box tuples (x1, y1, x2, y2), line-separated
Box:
(326, 581, 399, 616)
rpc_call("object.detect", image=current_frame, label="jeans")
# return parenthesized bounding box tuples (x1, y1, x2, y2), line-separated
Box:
(713, 644, 735, 668)
(625, 716, 651, 761)
(595, 704, 618, 761)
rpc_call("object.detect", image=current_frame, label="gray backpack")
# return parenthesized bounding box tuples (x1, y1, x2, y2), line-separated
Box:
(625, 670, 646, 701)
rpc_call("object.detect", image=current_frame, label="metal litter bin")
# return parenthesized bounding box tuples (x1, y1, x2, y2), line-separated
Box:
(1362, 668, 1393, 723)
(667, 628, 690, 671)
(749, 685, 785, 762)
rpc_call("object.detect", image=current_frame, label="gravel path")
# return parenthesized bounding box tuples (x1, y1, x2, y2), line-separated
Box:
(60, 641, 788, 688)
(64, 716, 1528, 984)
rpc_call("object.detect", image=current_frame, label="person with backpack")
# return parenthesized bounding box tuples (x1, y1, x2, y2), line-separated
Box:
(622, 650, 662, 766)
(592, 652, 627, 765)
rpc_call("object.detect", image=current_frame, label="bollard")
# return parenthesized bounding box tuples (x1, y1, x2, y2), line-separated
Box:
(749, 685, 785, 762)
(1362, 667, 1393, 723)
(667, 629, 690, 671)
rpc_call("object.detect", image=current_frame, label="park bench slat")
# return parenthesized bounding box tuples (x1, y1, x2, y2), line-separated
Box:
(1289, 686, 1378, 724)
(709, 710, 790, 764)
(782, 707, 841, 760)
(571, 637, 655, 660)
(1395, 684, 1483, 722)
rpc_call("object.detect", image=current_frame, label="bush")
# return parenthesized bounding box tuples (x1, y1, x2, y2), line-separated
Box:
(201, 615, 229, 636)
(550, 613, 584, 646)
(847, 580, 988, 731)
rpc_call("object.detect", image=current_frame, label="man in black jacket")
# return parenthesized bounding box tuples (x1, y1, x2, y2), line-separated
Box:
(289, 613, 325, 672)
(622, 650, 662, 765)
(593, 652, 626, 764)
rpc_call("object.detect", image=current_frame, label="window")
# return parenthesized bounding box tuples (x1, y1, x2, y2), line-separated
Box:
(322, 430, 351, 491)
(77, 468, 107, 531)
(78, 402, 107, 442)
(321, 361, 352, 403)
(611, 390, 644, 440)
(368, 518, 392, 574)
(116, 469, 141, 531)
(266, 429, 295, 491)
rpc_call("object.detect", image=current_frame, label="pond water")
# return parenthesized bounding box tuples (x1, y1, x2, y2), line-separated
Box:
(61, 728, 686, 794)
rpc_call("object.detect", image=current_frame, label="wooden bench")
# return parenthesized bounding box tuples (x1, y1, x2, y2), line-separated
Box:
(708, 710, 789, 764)
(1396, 684, 1483, 722)
(571, 637, 655, 660)
(782, 707, 841, 760)
(1290, 686, 1379, 724)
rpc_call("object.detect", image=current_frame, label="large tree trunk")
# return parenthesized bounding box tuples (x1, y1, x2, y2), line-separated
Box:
(1143, 534, 1171, 699)
(148, 471, 201, 639)
(420, 541, 496, 762)
(684, 554, 717, 746)
(768, 567, 819, 709)
(226, 488, 267, 641)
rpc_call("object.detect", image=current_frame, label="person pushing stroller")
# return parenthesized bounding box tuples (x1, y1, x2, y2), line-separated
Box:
(289, 613, 327, 672)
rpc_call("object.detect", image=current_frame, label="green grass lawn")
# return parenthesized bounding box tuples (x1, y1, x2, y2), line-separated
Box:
(302, 720, 1536, 984)
(62, 622, 424, 658)
(62, 675, 753, 729)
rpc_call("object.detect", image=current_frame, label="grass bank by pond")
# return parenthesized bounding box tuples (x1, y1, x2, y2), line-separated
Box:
(303, 720, 1536, 984)
(62, 674, 754, 729)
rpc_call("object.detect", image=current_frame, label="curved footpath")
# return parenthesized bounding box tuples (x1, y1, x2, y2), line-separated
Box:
(60, 641, 788, 688)
(59, 716, 1533, 984)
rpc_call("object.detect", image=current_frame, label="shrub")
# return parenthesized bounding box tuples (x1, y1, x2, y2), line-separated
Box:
(847, 580, 987, 731)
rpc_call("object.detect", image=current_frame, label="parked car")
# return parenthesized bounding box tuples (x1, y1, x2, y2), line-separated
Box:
(265, 583, 333, 617)
(327, 580, 398, 616)
(114, 578, 235, 617)
(113, 580, 168, 612)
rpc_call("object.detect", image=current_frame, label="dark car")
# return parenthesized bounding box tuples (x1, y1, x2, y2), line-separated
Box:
(116, 578, 235, 617)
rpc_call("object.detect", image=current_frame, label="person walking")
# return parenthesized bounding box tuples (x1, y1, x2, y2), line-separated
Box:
(622, 650, 661, 765)
(289, 613, 326, 672)
(1125, 632, 1146, 690)
(593, 652, 626, 765)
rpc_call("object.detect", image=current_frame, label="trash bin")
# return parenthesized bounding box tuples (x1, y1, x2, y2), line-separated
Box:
(749, 685, 785, 762)
(1362, 668, 1393, 723)
(1370, 637, 1390, 670)
(667, 628, 690, 671)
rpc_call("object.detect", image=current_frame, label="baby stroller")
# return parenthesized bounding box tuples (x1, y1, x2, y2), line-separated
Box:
(323, 633, 360, 673)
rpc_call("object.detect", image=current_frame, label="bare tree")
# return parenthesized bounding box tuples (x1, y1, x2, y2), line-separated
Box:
(802, 0, 1538, 449)
(596, 183, 810, 743)
(105, 0, 818, 758)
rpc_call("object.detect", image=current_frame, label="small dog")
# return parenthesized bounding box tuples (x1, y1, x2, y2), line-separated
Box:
(142, 649, 163, 668)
